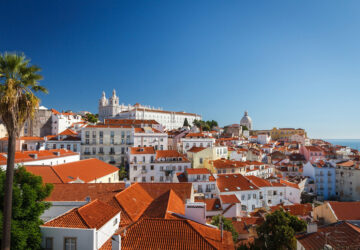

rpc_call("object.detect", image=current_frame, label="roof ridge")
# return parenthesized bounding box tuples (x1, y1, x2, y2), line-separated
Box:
(185, 220, 218, 250)
(50, 166, 65, 183)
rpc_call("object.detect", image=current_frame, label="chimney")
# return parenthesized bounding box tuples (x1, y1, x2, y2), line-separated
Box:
(307, 222, 318, 234)
(30, 153, 38, 159)
(111, 234, 121, 250)
(185, 201, 206, 224)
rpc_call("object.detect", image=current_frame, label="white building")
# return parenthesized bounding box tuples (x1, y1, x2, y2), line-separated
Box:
(81, 124, 133, 166)
(41, 199, 120, 250)
(98, 90, 202, 130)
(51, 109, 83, 135)
(45, 128, 81, 153)
(128, 147, 191, 182)
(0, 149, 80, 169)
(181, 133, 216, 153)
(178, 168, 217, 199)
(133, 127, 168, 150)
(257, 133, 271, 144)
(216, 174, 299, 212)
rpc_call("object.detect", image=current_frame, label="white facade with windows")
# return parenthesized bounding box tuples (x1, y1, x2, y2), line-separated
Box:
(51, 110, 83, 135)
(81, 125, 133, 166)
(128, 148, 191, 183)
(181, 135, 216, 153)
(133, 127, 168, 150)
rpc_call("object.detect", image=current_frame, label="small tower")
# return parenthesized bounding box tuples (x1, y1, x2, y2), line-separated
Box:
(109, 89, 119, 106)
(99, 91, 108, 107)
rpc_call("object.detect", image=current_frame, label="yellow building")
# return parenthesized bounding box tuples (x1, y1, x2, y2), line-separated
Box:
(186, 146, 228, 172)
(270, 127, 306, 141)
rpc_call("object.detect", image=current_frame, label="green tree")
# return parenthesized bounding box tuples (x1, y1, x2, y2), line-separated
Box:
(183, 118, 190, 127)
(241, 125, 249, 131)
(193, 120, 218, 131)
(118, 165, 128, 180)
(211, 215, 238, 243)
(0, 166, 53, 249)
(256, 209, 306, 250)
(84, 113, 98, 123)
(0, 52, 48, 249)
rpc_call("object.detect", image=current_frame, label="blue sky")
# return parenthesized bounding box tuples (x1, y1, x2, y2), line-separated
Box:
(1, 0, 360, 139)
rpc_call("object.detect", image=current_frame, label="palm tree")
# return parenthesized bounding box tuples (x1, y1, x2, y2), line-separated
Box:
(0, 53, 47, 249)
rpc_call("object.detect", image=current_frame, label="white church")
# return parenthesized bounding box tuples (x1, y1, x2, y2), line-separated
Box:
(98, 90, 202, 130)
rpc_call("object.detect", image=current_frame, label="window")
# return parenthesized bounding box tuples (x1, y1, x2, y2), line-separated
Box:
(199, 158, 203, 164)
(151, 176, 154, 181)
(160, 176, 164, 182)
(142, 165, 146, 170)
(73, 144, 77, 152)
(100, 131, 103, 138)
(64, 238, 76, 250)
(142, 176, 146, 182)
(253, 193, 256, 199)
(133, 165, 137, 171)
(248, 194, 251, 200)
(45, 237, 53, 250)
(151, 165, 154, 170)
(113, 218, 118, 226)
(178, 165, 182, 171)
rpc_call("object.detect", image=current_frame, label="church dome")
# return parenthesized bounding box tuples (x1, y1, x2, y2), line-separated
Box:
(240, 111, 252, 129)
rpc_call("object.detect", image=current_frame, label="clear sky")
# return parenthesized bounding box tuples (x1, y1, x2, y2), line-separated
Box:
(1, 0, 360, 139)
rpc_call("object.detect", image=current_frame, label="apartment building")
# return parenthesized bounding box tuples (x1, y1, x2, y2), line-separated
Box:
(81, 124, 133, 166)
(128, 147, 191, 182)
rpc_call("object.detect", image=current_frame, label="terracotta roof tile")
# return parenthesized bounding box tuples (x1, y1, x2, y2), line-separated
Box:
(187, 146, 207, 153)
(43, 199, 119, 229)
(25, 158, 118, 183)
(328, 201, 360, 220)
(296, 221, 360, 249)
(121, 218, 234, 250)
(186, 168, 211, 175)
(130, 147, 155, 155)
(216, 174, 260, 192)
(220, 195, 240, 204)
(45, 183, 125, 202)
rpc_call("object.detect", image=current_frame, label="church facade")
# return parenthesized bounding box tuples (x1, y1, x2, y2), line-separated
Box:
(98, 90, 202, 130)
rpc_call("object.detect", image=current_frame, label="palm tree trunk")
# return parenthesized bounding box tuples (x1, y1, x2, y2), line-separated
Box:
(1, 131, 16, 250)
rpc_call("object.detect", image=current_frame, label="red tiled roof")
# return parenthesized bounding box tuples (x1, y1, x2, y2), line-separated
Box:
(59, 128, 78, 136)
(187, 146, 207, 153)
(186, 168, 211, 175)
(232, 221, 249, 235)
(0, 149, 78, 165)
(270, 203, 313, 217)
(25, 158, 118, 183)
(120, 218, 234, 250)
(113, 183, 192, 224)
(186, 133, 212, 138)
(45, 183, 125, 202)
(328, 201, 360, 220)
(220, 195, 240, 204)
(216, 174, 260, 192)
(130, 147, 155, 155)
(43, 199, 119, 229)
(195, 198, 222, 211)
(296, 221, 360, 249)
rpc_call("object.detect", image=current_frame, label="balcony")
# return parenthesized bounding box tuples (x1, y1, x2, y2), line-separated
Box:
(109, 151, 116, 155)
(205, 188, 211, 193)
(98, 152, 104, 155)
(141, 170, 147, 174)
(108, 161, 116, 164)
(83, 152, 91, 155)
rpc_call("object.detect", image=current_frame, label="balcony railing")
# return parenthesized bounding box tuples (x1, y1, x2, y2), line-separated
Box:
(141, 170, 147, 174)
(84, 152, 91, 155)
